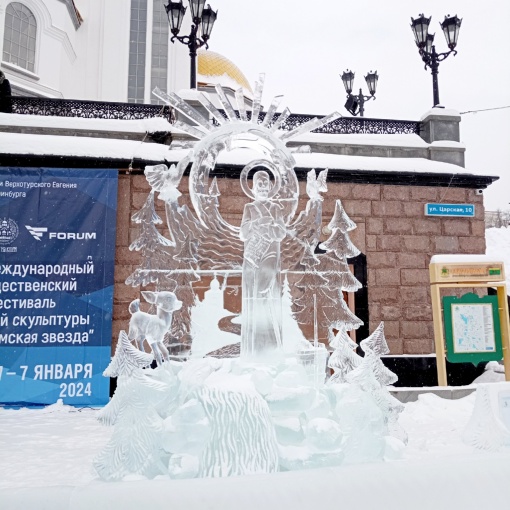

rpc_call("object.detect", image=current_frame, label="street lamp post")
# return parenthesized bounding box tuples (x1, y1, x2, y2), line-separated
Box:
(340, 70, 378, 117)
(410, 13, 462, 107)
(165, 0, 218, 89)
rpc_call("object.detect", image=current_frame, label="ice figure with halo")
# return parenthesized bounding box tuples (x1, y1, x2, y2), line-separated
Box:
(240, 169, 286, 359)
(94, 76, 409, 482)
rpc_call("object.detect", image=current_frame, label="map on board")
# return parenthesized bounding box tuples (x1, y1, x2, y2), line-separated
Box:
(452, 304, 496, 353)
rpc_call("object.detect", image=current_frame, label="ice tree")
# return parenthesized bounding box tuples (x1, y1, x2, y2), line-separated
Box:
(292, 253, 327, 329)
(463, 384, 510, 451)
(356, 323, 400, 393)
(93, 370, 169, 480)
(281, 274, 307, 353)
(94, 331, 178, 480)
(106, 330, 154, 375)
(293, 251, 362, 342)
(170, 235, 200, 341)
(318, 199, 362, 343)
(345, 323, 407, 444)
(327, 325, 362, 384)
(126, 191, 175, 287)
(320, 200, 359, 259)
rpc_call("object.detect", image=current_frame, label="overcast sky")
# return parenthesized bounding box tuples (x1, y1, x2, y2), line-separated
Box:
(205, 0, 510, 211)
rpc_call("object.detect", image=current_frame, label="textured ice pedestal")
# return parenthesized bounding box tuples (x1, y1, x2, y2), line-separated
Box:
(94, 350, 402, 481)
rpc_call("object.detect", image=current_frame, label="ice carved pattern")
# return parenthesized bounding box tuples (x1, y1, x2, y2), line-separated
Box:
(198, 387, 280, 477)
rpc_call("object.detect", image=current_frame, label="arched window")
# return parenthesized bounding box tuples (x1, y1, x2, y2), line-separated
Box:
(3, 2, 37, 72)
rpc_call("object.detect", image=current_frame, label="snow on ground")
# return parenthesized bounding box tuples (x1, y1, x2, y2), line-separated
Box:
(486, 227, 510, 293)
(2, 391, 510, 510)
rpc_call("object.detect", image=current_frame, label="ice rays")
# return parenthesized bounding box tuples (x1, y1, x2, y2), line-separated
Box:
(152, 74, 341, 143)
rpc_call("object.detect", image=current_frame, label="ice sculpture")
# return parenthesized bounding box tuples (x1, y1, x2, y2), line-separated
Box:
(240, 170, 287, 359)
(94, 78, 408, 481)
(328, 322, 408, 447)
(462, 384, 510, 451)
(128, 289, 182, 365)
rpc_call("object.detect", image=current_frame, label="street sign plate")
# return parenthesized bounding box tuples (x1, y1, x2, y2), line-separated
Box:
(425, 203, 475, 217)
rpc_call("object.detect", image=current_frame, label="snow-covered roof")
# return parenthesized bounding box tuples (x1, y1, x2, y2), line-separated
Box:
(291, 132, 464, 150)
(0, 111, 495, 185)
(0, 131, 176, 162)
(0, 112, 173, 134)
(292, 152, 468, 174)
(430, 254, 503, 264)
(0, 113, 461, 150)
(0, 130, 486, 180)
(420, 108, 461, 121)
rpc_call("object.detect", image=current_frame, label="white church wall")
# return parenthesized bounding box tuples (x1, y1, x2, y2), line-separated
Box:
(0, 0, 79, 97)
(73, 0, 131, 101)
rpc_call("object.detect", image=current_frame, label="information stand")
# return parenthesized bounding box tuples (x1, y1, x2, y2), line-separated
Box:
(429, 255, 510, 386)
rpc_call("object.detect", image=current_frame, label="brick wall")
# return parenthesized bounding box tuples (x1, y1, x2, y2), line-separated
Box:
(112, 173, 485, 356)
(328, 183, 485, 354)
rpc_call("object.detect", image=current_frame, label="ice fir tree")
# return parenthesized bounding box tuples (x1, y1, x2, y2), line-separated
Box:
(170, 235, 200, 342)
(281, 274, 307, 353)
(327, 325, 362, 384)
(126, 191, 175, 287)
(318, 199, 362, 342)
(463, 384, 510, 451)
(344, 322, 407, 444)
(94, 331, 172, 480)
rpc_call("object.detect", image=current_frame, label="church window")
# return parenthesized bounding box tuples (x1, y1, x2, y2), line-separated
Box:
(2, 2, 37, 72)
(150, 0, 168, 104)
(128, 0, 147, 103)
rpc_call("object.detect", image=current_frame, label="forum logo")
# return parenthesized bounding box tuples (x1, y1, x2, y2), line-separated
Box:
(26, 225, 48, 241)
(0, 218, 19, 245)
(25, 225, 96, 241)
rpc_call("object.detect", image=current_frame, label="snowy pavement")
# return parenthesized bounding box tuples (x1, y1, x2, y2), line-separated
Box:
(2, 391, 510, 509)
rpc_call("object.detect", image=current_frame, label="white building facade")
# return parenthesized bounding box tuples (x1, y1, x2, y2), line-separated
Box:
(0, 0, 190, 100)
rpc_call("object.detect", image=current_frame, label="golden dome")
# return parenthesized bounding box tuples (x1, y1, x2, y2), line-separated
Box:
(197, 50, 253, 94)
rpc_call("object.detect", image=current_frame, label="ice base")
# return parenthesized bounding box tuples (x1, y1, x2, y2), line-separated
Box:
(94, 351, 403, 481)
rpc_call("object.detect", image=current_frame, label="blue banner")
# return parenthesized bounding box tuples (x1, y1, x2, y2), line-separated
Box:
(0, 168, 118, 406)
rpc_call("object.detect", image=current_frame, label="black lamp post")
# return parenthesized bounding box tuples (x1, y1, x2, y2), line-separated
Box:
(340, 70, 378, 117)
(165, 0, 218, 89)
(410, 13, 462, 107)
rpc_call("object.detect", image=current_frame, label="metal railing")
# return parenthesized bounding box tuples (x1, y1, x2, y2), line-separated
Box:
(278, 113, 420, 135)
(11, 96, 172, 121)
(9, 96, 420, 135)
(214, 110, 420, 135)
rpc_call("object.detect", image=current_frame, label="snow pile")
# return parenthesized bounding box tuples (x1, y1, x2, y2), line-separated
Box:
(485, 226, 510, 293)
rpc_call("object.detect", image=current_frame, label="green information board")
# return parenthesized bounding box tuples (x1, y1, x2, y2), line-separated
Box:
(443, 292, 503, 364)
